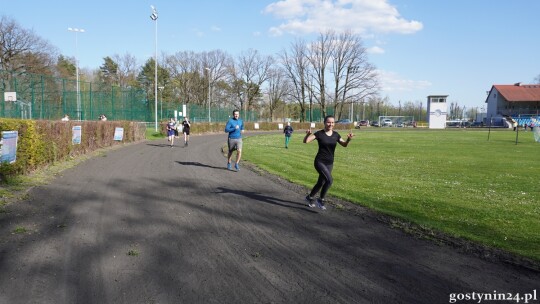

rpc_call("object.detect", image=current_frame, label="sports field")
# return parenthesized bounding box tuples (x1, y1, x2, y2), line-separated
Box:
(243, 128, 540, 261)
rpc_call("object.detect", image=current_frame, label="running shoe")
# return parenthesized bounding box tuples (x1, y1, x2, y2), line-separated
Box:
(305, 195, 316, 208)
(234, 163, 240, 171)
(227, 162, 232, 170)
(316, 198, 327, 210)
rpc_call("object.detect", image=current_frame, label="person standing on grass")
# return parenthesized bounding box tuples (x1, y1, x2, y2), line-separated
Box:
(182, 116, 191, 146)
(167, 118, 176, 147)
(283, 121, 294, 149)
(224, 109, 244, 171)
(303, 115, 354, 210)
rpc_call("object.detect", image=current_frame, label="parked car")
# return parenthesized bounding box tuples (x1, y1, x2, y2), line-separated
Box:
(471, 121, 484, 127)
(336, 119, 352, 124)
(355, 120, 369, 128)
(370, 121, 380, 127)
(382, 119, 393, 127)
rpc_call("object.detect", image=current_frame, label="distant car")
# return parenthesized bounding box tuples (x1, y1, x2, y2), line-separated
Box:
(471, 121, 483, 127)
(382, 119, 393, 127)
(336, 119, 352, 124)
(355, 120, 369, 128)
(370, 121, 380, 127)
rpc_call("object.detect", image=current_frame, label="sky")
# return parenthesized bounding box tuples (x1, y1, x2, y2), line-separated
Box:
(2, 0, 539, 110)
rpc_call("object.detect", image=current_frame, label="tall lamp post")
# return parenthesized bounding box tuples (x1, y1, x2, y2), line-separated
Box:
(205, 68, 211, 123)
(68, 27, 85, 120)
(150, 5, 158, 131)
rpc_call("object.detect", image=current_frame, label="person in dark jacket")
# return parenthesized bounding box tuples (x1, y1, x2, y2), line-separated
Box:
(283, 122, 294, 149)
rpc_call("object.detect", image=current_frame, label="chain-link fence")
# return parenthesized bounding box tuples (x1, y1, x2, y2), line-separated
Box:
(0, 70, 258, 122)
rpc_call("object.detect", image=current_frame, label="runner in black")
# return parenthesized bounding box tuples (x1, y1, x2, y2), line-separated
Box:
(303, 115, 354, 210)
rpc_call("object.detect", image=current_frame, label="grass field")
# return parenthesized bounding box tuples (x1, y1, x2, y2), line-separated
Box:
(242, 128, 540, 261)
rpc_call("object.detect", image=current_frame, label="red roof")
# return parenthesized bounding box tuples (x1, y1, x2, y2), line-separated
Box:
(492, 84, 540, 102)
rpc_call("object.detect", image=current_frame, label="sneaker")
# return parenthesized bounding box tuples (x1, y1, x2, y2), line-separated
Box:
(227, 162, 232, 170)
(305, 195, 316, 208)
(234, 163, 240, 171)
(184, 142, 188, 147)
(316, 198, 327, 210)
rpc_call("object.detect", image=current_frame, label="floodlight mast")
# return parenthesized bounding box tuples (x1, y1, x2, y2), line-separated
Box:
(150, 5, 158, 131)
(68, 27, 85, 120)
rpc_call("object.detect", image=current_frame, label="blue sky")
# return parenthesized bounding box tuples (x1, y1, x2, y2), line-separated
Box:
(2, 0, 539, 110)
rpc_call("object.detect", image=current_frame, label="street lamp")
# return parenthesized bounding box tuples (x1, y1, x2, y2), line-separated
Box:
(68, 27, 85, 120)
(158, 86, 164, 120)
(205, 67, 211, 123)
(150, 5, 158, 131)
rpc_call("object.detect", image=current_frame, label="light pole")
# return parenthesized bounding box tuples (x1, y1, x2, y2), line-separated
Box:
(205, 68, 211, 123)
(68, 27, 85, 120)
(158, 86, 164, 120)
(150, 5, 158, 131)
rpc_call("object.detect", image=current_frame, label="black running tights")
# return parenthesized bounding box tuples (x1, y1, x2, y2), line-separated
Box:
(309, 160, 333, 200)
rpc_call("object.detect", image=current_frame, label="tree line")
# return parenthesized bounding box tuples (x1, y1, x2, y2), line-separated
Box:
(2, 15, 489, 122)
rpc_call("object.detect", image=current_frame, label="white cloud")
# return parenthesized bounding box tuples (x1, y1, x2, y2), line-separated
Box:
(264, 0, 422, 36)
(211, 26, 222, 32)
(367, 46, 385, 54)
(377, 70, 431, 93)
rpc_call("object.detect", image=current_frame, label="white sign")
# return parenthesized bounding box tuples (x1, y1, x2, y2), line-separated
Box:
(278, 123, 283, 130)
(72, 126, 82, 145)
(4, 92, 16, 102)
(113, 127, 124, 141)
(254, 123, 259, 130)
(1, 131, 18, 163)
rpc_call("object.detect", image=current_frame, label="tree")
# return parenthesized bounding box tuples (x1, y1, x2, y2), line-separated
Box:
(56, 55, 76, 79)
(98, 56, 119, 86)
(534, 74, 540, 84)
(232, 49, 274, 115)
(138, 57, 170, 102)
(266, 67, 290, 121)
(330, 30, 379, 120)
(306, 30, 336, 118)
(112, 53, 138, 88)
(279, 39, 310, 122)
(0, 16, 58, 75)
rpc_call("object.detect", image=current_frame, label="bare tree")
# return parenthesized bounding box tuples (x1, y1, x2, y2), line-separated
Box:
(112, 53, 139, 88)
(201, 49, 233, 108)
(306, 30, 336, 118)
(279, 39, 310, 122)
(331, 30, 379, 119)
(266, 67, 290, 121)
(164, 51, 205, 106)
(0, 16, 57, 75)
(232, 49, 274, 115)
(534, 74, 540, 84)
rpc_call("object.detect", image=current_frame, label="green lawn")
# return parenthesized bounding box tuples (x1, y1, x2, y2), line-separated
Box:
(242, 128, 540, 261)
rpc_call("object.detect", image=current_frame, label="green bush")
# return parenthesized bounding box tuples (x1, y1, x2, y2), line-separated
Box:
(0, 119, 146, 180)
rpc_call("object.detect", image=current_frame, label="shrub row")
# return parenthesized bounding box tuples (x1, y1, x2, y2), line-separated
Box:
(0, 119, 146, 180)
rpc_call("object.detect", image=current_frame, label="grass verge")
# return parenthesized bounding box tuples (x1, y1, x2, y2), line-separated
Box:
(242, 128, 540, 262)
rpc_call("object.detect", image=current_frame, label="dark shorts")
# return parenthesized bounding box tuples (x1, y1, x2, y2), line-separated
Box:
(167, 129, 175, 136)
(183, 129, 190, 135)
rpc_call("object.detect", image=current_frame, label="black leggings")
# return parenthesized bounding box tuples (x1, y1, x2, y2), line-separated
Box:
(309, 160, 333, 199)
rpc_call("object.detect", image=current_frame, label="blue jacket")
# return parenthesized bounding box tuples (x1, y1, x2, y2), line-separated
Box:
(225, 118, 244, 139)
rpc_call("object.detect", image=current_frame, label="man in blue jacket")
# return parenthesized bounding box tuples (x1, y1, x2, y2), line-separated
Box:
(224, 109, 244, 171)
